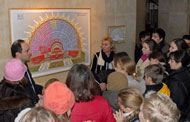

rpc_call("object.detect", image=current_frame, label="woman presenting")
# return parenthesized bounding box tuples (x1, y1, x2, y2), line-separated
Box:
(91, 37, 115, 90)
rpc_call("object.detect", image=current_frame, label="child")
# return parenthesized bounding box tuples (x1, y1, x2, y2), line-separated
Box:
(135, 30, 151, 63)
(151, 28, 169, 56)
(112, 52, 146, 93)
(144, 64, 170, 97)
(139, 92, 180, 122)
(16, 81, 74, 122)
(103, 71, 128, 112)
(136, 39, 157, 77)
(66, 64, 116, 122)
(43, 81, 75, 122)
(149, 51, 170, 77)
(114, 87, 143, 122)
(19, 106, 61, 122)
(169, 38, 188, 54)
(149, 51, 166, 65)
(35, 78, 59, 107)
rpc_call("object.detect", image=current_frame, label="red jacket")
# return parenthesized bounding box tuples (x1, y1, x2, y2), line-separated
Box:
(70, 96, 116, 122)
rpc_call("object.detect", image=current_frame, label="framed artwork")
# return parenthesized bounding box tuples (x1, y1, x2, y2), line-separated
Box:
(9, 8, 91, 77)
(108, 25, 126, 43)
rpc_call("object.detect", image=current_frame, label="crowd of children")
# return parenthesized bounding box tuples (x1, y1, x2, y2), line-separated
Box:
(0, 28, 190, 122)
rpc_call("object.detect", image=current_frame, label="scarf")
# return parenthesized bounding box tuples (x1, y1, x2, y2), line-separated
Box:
(141, 55, 149, 62)
(97, 50, 114, 66)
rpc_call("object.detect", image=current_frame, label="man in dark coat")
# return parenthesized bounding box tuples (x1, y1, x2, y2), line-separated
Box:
(11, 39, 43, 104)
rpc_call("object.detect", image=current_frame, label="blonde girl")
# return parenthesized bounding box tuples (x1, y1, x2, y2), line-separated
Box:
(114, 87, 143, 122)
(113, 53, 146, 93)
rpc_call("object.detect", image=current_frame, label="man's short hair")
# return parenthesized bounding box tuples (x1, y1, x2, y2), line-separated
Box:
(152, 28, 166, 40)
(11, 39, 25, 58)
(141, 92, 180, 122)
(144, 64, 164, 84)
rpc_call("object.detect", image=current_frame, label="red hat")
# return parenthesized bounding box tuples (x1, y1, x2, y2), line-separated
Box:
(44, 82, 75, 115)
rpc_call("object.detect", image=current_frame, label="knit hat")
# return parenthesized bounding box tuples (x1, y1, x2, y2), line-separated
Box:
(4, 59, 27, 81)
(44, 82, 75, 115)
(107, 72, 128, 91)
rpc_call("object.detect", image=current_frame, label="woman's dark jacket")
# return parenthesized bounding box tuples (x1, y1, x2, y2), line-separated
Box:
(166, 67, 190, 118)
(0, 79, 34, 122)
(91, 50, 114, 82)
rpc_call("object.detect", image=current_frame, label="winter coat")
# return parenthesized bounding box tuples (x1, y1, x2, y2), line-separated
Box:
(102, 90, 119, 112)
(70, 96, 116, 122)
(166, 67, 190, 118)
(0, 79, 34, 122)
(136, 58, 150, 77)
(91, 50, 114, 82)
(144, 83, 170, 97)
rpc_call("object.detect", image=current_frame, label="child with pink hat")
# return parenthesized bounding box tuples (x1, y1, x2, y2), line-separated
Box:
(0, 59, 34, 122)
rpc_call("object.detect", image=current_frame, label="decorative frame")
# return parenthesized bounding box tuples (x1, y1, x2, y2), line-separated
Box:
(9, 8, 91, 77)
(108, 25, 126, 43)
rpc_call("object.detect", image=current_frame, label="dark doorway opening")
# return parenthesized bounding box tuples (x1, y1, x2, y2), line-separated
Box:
(145, 0, 158, 31)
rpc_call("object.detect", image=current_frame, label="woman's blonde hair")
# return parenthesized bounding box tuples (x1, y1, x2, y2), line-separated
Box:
(19, 107, 62, 122)
(118, 87, 143, 121)
(101, 37, 115, 51)
(102, 37, 113, 44)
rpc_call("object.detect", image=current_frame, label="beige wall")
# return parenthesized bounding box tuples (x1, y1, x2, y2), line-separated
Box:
(158, 0, 189, 43)
(136, 0, 146, 39)
(0, 0, 137, 86)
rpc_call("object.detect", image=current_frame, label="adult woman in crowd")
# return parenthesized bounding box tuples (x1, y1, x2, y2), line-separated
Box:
(91, 37, 115, 82)
(136, 39, 157, 77)
(0, 59, 34, 122)
(166, 50, 190, 121)
(66, 64, 116, 122)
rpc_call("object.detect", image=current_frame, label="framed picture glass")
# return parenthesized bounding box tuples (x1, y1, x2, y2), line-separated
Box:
(108, 25, 126, 43)
(9, 8, 91, 77)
